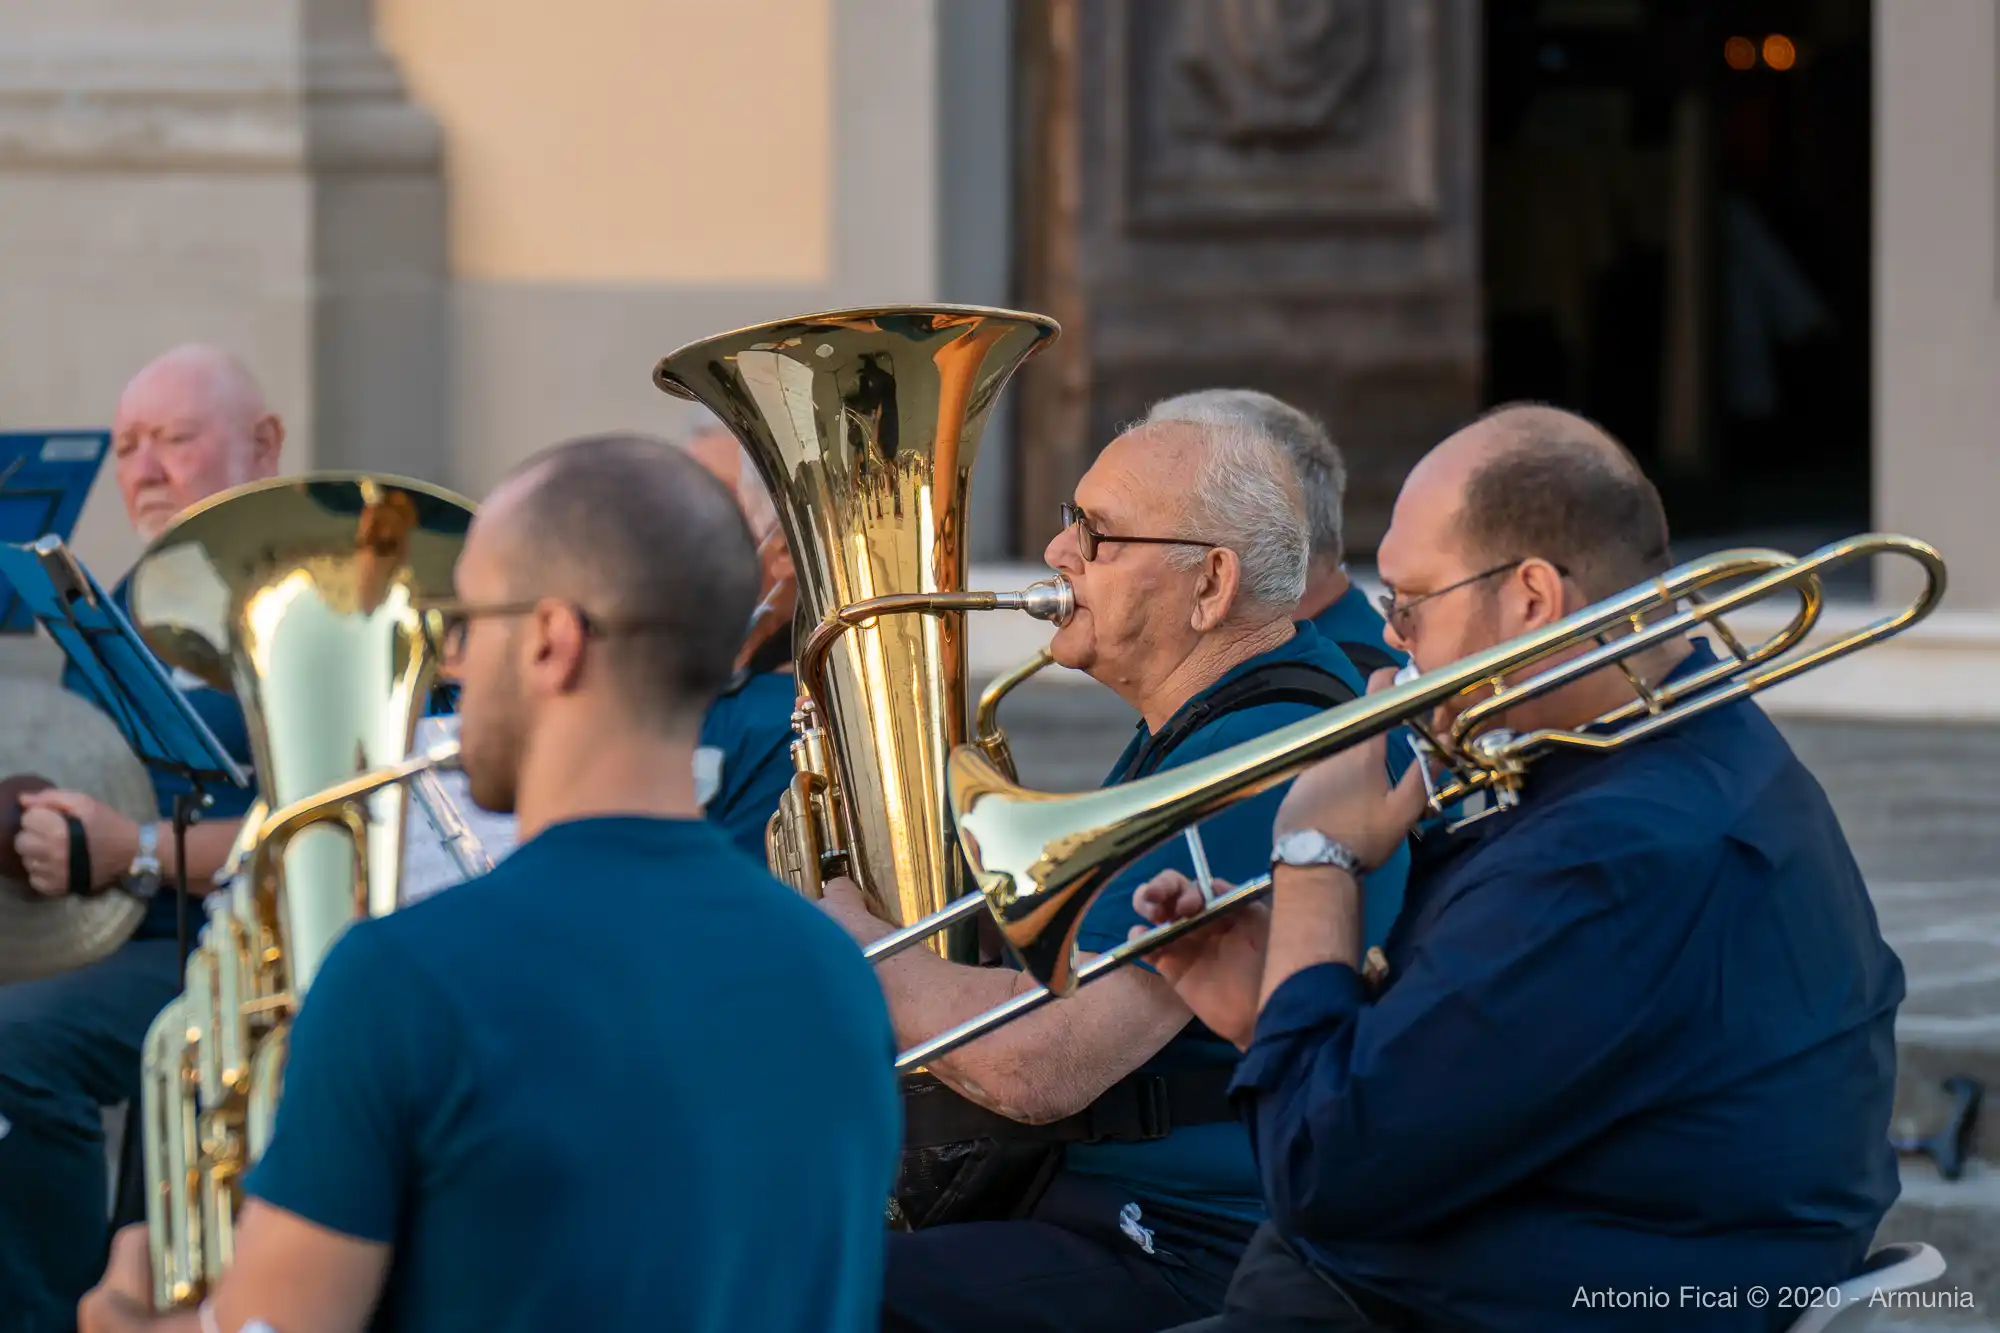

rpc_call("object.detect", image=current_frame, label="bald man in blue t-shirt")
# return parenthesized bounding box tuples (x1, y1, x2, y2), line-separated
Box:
(80, 435, 900, 1333)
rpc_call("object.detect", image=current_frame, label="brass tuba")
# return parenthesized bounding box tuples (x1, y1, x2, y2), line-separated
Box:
(129, 473, 473, 1310)
(653, 305, 1070, 962)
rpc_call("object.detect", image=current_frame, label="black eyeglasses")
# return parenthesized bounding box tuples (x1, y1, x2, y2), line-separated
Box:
(1061, 502, 1218, 563)
(1376, 559, 1570, 638)
(418, 597, 672, 661)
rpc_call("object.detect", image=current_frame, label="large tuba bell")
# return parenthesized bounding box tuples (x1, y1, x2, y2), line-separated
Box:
(129, 472, 473, 1310)
(653, 305, 1070, 962)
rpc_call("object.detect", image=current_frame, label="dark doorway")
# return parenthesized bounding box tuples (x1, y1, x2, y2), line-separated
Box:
(1482, 0, 1872, 559)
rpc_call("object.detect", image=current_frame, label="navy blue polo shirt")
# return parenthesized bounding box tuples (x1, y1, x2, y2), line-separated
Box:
(57, 579, 257, 938)
(1062, 622, 1412, 1241)
(244, 815, 902, 1333)
(696, 669, 798, 860)
(1230, 642, 1905, 1330)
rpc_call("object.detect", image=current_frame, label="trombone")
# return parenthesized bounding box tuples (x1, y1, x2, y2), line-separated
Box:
(887, 533, 1945, 1072)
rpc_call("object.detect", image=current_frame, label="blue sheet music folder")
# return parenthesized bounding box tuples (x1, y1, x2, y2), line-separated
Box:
(0, 430, 111, 634)
(0, 536, 248, 790)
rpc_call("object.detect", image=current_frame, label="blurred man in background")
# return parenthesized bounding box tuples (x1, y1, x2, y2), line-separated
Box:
(2, 345, 277, 1332)
(678, 415, 802, 860)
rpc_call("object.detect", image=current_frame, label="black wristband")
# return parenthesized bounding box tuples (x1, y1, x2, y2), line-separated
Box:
(63, 814, 92, 896)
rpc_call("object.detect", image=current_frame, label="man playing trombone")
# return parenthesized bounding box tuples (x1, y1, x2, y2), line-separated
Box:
(1137, 405, 1906, 1331)
(816, 391, 1410, 1332)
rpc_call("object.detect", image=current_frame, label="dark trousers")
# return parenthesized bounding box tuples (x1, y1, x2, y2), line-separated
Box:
(1160, 1224, 1417, 1333)
(882, 1172, 1244, 1333)
(0, 939, 182, 1333)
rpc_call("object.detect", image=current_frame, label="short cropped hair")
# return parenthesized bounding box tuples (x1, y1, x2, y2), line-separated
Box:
(1458, 404, 1673, 601)
(1138, 390, 1310, 608)
(1152, 389, 1348, 566)
(501, 433, 760, 729)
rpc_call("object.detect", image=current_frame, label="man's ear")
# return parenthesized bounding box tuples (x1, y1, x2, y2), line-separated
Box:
(1190, 547, 1242, 633)
(251, 413, 284, 474)
(527, 601, 589, 696)
(1515, 557, 1568, 630)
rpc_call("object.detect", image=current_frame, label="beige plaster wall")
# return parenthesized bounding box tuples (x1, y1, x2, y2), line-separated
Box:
(374, 0, 942, 501)
(1875, 0, 2000, 609)
(375, 0, 832, 285)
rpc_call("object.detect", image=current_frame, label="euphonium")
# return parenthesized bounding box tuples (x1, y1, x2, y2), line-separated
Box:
(129, 473, 473, 1310)
(653, 305, 1069, 962)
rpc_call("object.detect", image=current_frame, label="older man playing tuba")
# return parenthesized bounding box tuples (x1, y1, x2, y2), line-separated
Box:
(2, 346, 278, 1333)
(816, 390, 1411, 1333)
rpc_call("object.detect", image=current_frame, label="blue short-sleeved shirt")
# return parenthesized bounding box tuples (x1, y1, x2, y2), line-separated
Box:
(243, 815, 901, 1333)
(57, 579, 258, 939)
(1231, 642, 1905, 1330)
(1061, 622, 1412, 1230)
(696, 669, 798, 860)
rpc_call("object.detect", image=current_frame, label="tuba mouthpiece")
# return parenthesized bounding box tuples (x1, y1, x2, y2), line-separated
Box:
(1008, 576, 1074, 626)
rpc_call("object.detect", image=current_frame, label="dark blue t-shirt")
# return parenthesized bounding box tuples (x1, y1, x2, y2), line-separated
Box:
(696, 669, 798, 860)
(243, 815, 902, 1333)
(57, 580, 257, 938)
(1231, 643, 1905, 1330)
(1062, 622, 1412, 1234)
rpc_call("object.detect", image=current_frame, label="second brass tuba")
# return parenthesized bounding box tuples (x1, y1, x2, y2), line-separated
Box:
(653, 305, 1068, 962)
(129, 473, 473, 1309)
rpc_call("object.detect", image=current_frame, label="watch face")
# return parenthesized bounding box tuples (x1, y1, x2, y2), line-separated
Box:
(1276, 830, 1326, 862)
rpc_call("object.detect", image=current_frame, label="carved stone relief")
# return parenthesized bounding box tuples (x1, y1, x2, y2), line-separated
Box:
(1120, 0, 1441, 229)
(1014, 0, 1481, 554)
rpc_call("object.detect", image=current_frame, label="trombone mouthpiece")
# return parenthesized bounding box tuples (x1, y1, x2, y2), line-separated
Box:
(1010, 577, 1074, 626)
(420, 737, 463, 771)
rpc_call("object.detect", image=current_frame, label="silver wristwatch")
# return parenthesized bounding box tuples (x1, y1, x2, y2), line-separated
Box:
(1270, 828, 1365, 877)
(124, 821, 162, 899)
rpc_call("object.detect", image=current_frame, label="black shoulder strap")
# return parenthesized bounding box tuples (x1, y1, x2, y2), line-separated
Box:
(1118, 661, 1360, 783)
(1336, 638, 1400, 680)
(742, 620, 796, 678)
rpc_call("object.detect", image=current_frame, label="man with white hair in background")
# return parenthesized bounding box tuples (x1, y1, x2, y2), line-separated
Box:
(1, 345, 278, 1332)
(815, 392, 1413, 1333)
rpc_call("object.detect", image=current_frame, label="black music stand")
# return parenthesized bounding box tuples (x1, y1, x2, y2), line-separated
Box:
(0, 535, 249, 963)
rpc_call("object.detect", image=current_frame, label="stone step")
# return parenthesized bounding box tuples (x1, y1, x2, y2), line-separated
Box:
(989, 686, 2000, 1187)
(1893, 1009, 1999, 1168)
(1876, 1159, 2000, 1318)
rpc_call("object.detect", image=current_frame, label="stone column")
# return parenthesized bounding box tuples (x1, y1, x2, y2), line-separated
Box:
(1876, 0, 2000, 608)
(0, 0, 448, 586)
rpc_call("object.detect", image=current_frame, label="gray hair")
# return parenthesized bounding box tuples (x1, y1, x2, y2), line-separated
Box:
(1138, 389, 1310, 609)
(1155, 388, 1347, 566)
